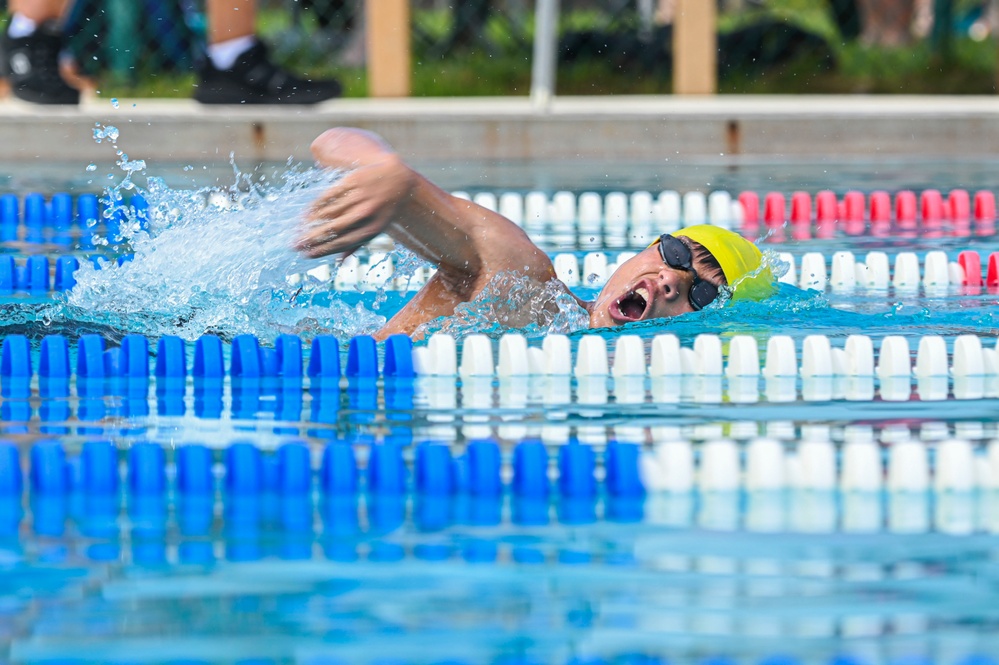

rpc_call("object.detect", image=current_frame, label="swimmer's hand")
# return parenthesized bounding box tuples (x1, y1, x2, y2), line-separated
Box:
(298, 128, 415, 258)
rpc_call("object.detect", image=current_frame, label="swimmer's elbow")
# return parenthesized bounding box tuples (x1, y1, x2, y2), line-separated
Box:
(310, 129, 344, 164)
(310, 128, 396, 168)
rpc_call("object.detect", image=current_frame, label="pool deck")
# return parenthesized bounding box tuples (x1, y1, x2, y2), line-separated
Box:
(4, 95, 999, 164)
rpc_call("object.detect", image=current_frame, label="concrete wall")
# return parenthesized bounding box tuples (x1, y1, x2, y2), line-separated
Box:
(7, 96, 999, 166)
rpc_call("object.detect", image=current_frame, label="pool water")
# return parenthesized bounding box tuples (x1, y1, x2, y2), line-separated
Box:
(0, 163, 998, 665)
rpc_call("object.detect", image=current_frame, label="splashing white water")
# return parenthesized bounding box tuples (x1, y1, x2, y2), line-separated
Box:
(417, 271, 590, 340)
(44, 126, 603, 344)
(52, 163, 388, 342)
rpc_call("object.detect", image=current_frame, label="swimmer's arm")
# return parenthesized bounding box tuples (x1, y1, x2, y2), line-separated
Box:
(303, 127, 555, 296)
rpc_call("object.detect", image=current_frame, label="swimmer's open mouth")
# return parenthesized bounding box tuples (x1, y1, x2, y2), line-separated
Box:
(611, 284, 651, 323)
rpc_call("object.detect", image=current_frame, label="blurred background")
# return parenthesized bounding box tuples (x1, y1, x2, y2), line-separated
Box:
(3, 0, 997, 99)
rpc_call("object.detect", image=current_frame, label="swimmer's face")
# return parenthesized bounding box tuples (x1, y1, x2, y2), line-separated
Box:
(588, 243, 720, 328)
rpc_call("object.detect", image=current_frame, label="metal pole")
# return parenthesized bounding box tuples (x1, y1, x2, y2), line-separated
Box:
(932, 0, 954, 62)
(106, 0, 140, 84)
(530, 0, 560, 111)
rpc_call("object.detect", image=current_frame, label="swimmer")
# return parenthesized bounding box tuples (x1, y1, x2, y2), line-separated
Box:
(299, 128, 773, 338)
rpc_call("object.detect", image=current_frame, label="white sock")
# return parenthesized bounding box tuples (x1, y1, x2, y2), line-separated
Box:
(207, 35, 256, 70)
(7, 13, 39, 39)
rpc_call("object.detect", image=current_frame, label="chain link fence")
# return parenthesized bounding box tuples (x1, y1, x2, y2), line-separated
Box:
(551, 0, 998, 94)
(0, 0, 993, 94)
(56, 0, 362, 83)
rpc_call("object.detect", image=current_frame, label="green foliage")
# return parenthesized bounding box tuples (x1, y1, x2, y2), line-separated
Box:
(13, 3, 999, 98)
(719, 0, 840, 42)
(717, 0, 998, 94)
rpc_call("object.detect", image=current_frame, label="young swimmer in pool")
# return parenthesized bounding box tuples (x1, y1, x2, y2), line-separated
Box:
(297, 128, 773, 338)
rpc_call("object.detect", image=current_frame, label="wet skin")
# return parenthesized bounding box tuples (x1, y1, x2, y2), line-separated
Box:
(587, 243, 720, 328)
(302, 128, 722, 337)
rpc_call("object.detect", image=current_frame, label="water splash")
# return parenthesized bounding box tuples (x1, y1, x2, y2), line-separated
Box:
(49, 162, 389, 342)
(417, 271, 589, 341)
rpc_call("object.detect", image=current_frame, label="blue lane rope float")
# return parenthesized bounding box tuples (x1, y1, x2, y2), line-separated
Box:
(128, 442, 165, 494)
(76, 334, 105, 379)
(513, 439, 549, 498)
(308, 335, 342, 378)
(24, 192, 46, 240)
(0, 442, 21, 496)
(0, 333, 997, 436)
(0, 194, 17, 241)
(120, 334, 150, 377)
(347, 335, 379, 378)
(0, 437, 642, 504)
(82, 439, 118, 494)
(50, 192, 73, 232)
(155, 335, 187, 378)
(0, 192, 150, 249)
(39, 334, 70, 379)
(193, 334, 225, 378)
(177, 444, 213, 494)
(231, 334, 263, 378)
(0, 255, 54, 293)
(55, 255, 79, 290)
(276, 334, 304, 377)
(0, 335, 31, 379)
(321, 442, 358, 494)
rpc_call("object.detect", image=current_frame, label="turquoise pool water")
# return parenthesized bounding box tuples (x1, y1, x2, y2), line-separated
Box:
(0, 159, 998, 665)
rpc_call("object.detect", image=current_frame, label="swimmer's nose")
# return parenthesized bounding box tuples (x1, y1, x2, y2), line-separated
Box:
(657, 266, 683, 301)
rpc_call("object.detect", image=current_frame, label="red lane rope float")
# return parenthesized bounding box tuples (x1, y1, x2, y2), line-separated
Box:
(736, 188, 996, 237)
(988, 252, 999, 289)
(959, 251, 983, 288)
(842, 191, 865, 236)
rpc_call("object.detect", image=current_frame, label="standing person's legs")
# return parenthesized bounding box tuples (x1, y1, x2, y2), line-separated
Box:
(207, 0, 256, 42)
(205, 0, 256, 69)
(3, 0, 78, 104)
(194, 0, 342, 105)
(9, 0, 68, 25)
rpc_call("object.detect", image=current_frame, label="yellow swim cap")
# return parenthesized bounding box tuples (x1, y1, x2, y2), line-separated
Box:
(672, 225, 775, 301)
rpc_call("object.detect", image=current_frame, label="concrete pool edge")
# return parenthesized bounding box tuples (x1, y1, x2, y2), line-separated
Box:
(5, 95, 999, 164)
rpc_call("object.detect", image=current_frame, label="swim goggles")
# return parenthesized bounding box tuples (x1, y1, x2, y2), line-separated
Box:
(657, 233, 720, 311)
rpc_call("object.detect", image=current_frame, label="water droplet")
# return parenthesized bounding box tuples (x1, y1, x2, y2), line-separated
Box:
(110, 98, 119, 109)
(86, 163, 97, 172)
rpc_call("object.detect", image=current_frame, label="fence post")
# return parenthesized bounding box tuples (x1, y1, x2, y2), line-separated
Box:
(106, 0, 141, 83)
(531, 0, 560, 110)
(673, 0, 717, 95)
(365, 0, 411, 97)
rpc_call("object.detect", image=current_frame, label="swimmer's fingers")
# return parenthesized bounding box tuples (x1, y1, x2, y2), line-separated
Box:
(298, 226, 375, 259)
(295, 211, 377, 254)
(299, 198, 388, 253)
(305, 185, 356, 225)
(304, 184, 382, 232)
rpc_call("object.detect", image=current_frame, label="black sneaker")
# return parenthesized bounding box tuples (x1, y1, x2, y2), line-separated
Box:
(1, 22, 79, 105)
(193, 40, 341, 105)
